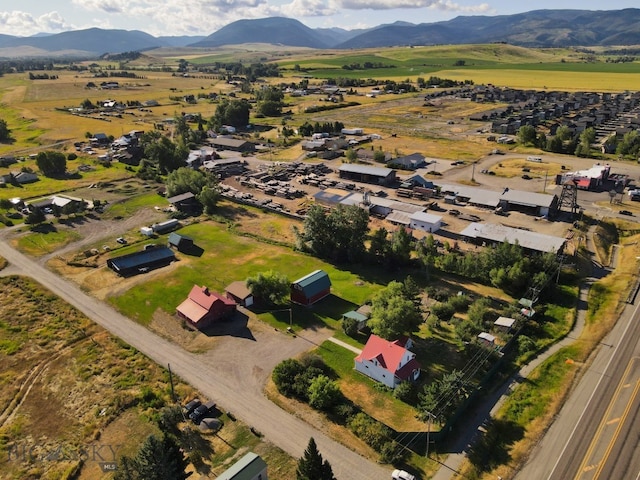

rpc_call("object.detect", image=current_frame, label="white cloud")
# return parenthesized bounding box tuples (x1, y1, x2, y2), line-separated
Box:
(280, 0, 340, 17)
(68, 0, 286, 36)
(337, 0, 490, 13)
(0, 10, 74, 36)
(1, 0, 493, 37)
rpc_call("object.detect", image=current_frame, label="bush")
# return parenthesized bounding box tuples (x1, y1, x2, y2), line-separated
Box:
(348, 412, 392, 451)
(342, 316, 359, 337)
(393, 381, 417, 403)
(67, 153, 78, 160)
(431, 301, 456, 322)
(378, 441, 404, 464)
(334, 402, 357, 422)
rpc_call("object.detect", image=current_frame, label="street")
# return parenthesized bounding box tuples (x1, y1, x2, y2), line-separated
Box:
(516, 289, 640, 480)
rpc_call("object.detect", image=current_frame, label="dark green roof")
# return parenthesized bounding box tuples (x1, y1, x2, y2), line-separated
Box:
(217, 452, 267, 480)
(292, 269, 331, 297)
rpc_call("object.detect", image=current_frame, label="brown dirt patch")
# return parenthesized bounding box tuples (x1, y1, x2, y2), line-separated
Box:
(149, 309, 223, 354)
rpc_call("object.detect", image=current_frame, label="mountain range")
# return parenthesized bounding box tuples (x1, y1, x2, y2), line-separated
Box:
(1, 9, 640, 58)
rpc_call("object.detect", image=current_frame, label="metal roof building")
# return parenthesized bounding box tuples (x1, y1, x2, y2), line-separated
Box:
(291, 269, 331, 306)
(217, 452, 268, 480)
(339, 164, 396, 185)
(459, 222, 566, 254)
(107, 246, 176, 276)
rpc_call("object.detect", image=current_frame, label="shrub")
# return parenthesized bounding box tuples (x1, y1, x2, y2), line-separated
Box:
(393, 381, 417, 403)
(348, 412, 392, 451)
(342, 316, 359, 337)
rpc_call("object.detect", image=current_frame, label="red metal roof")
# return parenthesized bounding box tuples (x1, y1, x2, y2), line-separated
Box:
(355, 334, 419, 379)
(177, 285, 235, 325)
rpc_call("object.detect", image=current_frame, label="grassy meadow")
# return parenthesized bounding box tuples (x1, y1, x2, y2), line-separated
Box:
(107, 220, 389, 325)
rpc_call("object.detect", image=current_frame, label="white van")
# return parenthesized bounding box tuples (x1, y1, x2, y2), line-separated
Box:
(527, 156, 542, 162)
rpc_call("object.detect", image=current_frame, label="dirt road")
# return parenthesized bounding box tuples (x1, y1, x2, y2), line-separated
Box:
(0, 240, 390, 479)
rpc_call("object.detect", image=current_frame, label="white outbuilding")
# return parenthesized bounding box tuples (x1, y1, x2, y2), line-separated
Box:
(408, 211, 442, 233)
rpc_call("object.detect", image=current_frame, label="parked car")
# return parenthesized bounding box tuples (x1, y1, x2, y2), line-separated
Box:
(189, 400, 217, 424)
(619, 210, 634, 216)
(521, 174, 532, 180)
(392, 469, 416, 480)
(116, 237, 127, 244)
(183, 398, 201, 415)
(448, 209, 461, 216)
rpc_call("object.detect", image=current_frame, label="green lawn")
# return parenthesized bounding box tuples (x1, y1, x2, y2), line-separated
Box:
(0, 161, 134, 202)
(314, 340, 425, 432)
(14, 225, 81, 256)
(109, 221, 388, 325)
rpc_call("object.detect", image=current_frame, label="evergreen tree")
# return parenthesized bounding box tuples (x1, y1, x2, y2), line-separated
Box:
(0, 119, 12, 142)
(114, 434, 190, 480)
(296, 437, 336, 480)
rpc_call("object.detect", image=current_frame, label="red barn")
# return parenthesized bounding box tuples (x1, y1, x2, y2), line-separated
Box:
(290, 270, 331, 306)
(177, 285, 236, 330)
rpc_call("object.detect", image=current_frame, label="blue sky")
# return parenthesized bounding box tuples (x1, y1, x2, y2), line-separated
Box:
(1, 1, 638, 37)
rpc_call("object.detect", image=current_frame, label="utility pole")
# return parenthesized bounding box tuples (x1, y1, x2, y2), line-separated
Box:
(168, 363, 176, 403)
(426, 411, 436, 458)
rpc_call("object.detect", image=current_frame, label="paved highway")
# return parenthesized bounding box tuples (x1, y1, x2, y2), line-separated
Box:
(516, 291, 640, 480)
(0, 240, 390, 480)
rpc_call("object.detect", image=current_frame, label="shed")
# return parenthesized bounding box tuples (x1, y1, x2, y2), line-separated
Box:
(217, 452, 268, 480)
(478, 332, 496, 347)
(225, 281, 254, 307)
(167, 191, 201, 213)
(338, 164, 396, 186)
(168, 232, 194, 252)
(494, 316, 516, 331)
(408, 211, 442, 233)
(342, 310, 369, 332)
(291, 270, 331, 306)
(152, 219, 180, 234)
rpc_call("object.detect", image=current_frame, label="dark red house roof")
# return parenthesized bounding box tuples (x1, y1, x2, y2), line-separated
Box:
(177, 285, 236, 329)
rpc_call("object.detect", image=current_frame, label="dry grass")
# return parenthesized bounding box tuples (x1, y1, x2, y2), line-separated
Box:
(0, 276, 172, 479)
(489, 157, 565, 179)
(0, 275, 297, 479)
(264, 380, 379, 461)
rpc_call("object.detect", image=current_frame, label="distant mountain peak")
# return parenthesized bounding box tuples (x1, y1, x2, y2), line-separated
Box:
(0, 9, 639, 58)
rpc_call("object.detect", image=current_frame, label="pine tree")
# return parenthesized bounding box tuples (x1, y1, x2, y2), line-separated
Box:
(114, 434, 190, 480)
(296, 437, 336, 480)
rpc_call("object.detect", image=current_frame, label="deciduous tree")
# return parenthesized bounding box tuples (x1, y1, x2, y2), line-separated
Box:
(246, 270, 290, 306)
(368, 280, 422, 339)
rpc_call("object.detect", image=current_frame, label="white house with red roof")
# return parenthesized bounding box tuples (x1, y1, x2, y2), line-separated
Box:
(354, 334, 421, 389)
(177, 285, 236, 330)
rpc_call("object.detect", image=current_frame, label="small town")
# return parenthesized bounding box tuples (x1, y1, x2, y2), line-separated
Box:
(2, 6, 640, 480)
